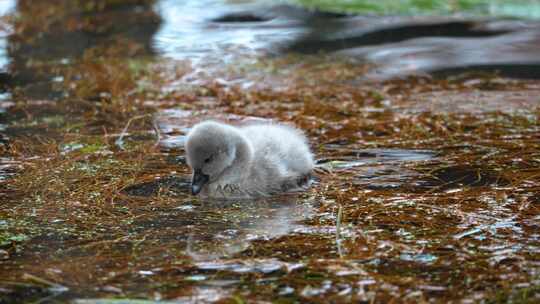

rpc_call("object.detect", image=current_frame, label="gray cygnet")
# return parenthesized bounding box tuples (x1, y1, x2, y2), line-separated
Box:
(185, 120, 314, 198)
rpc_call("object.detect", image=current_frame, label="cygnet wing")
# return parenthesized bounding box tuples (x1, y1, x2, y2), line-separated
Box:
(241, 124, 314, 179)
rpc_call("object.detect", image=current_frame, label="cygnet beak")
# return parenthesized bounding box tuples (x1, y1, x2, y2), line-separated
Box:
(191, 169, 209, 195)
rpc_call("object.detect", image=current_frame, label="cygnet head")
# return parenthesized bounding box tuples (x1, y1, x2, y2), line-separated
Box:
(185, 121, 238, 195)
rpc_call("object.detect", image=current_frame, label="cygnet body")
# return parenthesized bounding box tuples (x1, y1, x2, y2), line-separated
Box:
(185, 120, 314, 198)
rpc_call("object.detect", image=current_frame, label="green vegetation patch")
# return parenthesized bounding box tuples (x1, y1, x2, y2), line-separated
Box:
(294, 0, 540, 18)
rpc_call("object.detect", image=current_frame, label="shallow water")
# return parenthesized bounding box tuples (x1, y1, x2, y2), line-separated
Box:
(153, 0, 305, 63)
(0, 1, 539, 303)
(152, 1, 540, 80)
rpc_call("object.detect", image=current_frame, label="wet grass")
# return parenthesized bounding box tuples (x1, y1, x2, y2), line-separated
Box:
(295, 0, 540, 18)
(1, 1, 540, 303)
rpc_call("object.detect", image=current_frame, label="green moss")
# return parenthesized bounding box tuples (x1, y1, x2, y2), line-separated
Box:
(0, 232, 29, 247)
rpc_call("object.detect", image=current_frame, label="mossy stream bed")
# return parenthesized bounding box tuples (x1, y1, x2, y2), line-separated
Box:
(0, 1, 539, 303)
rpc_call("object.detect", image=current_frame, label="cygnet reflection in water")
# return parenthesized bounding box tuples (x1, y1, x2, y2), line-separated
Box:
(185, 120, 314, 199)
(185, 197, 315, 261)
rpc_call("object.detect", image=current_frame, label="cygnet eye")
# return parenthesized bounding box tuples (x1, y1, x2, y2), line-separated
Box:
(204, 156, 212, 163)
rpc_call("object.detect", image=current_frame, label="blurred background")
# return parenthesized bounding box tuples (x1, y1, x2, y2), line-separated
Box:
(1, 0, 540, 99)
